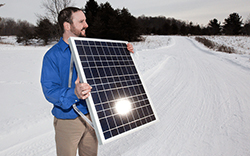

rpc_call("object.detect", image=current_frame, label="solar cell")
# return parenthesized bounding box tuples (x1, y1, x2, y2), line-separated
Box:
(68, 37, 158, 145)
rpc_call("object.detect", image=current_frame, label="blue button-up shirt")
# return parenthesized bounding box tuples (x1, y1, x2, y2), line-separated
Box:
(41, 38, 88, 119)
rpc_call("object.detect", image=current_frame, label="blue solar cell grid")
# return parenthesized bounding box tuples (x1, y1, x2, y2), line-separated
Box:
(69, 37, 158, 144)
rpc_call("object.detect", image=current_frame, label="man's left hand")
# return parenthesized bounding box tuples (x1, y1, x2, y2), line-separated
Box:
(127, 43, 134, 53)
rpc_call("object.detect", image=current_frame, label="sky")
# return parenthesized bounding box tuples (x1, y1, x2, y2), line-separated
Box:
(0, 0, 250, 26)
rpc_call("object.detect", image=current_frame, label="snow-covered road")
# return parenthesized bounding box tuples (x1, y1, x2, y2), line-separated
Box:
(134, 36, 250, 156)
(1, 36, 250, 156)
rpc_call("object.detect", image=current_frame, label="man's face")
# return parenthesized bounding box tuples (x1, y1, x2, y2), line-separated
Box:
(70, 11, 88, 37)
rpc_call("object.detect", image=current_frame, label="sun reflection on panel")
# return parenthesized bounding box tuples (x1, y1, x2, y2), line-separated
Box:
(115, 99, 132, 115)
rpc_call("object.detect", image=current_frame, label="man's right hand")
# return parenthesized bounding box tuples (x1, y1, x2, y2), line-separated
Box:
(74, 77, 92, 99)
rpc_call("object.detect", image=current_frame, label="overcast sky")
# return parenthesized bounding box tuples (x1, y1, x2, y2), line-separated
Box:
(0, 0, 250, 26)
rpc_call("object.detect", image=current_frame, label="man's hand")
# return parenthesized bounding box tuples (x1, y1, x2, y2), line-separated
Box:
(75, 77, 92, 99)
(127, 43, 134, 53)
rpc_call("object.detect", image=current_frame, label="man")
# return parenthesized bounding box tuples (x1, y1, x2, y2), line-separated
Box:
(41, 7, 134, 156)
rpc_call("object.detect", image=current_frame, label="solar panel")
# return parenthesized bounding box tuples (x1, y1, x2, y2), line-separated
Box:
(68, 37, 158, 145)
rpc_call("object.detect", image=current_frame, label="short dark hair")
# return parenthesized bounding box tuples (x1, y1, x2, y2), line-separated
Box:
(58, 7, 83, 33)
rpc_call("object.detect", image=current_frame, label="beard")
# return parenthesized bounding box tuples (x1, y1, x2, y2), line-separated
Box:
(70, 25, 87, 37)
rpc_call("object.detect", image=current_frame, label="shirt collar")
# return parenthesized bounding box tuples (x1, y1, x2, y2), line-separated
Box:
(58, 37, 69, 52)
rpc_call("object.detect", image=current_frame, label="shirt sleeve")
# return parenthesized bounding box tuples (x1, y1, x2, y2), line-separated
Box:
(40, 52, 79, 110)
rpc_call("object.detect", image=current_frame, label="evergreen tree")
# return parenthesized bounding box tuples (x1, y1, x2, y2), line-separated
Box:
(161, 22, 171, 35)
(243, 14, 250, 35)
(243, 23, 250, 35)
(118, 8, 139, 41)
(35, 18, 54, 45)
(208, 18, 221, 35)
(84, 0, 100, 37)
(84, 0, 140, 41)
(97, 2, 119, 39)
(180, 24, 188, 35)
(85, 0, 99, 16)
(171, 23, 179, 35)
(223, 13, 243, 35)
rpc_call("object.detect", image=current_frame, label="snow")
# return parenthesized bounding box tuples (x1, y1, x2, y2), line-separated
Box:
(192, 36, 250, 55)
(0, 35, 250, 156)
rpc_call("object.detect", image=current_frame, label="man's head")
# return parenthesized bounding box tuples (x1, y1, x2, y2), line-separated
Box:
(58, 7, 88, 37)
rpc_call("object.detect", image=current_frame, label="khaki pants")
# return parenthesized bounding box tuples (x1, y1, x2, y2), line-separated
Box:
(54, 115, 98, 156)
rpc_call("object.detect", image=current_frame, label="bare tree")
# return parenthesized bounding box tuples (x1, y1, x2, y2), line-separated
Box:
(39, 0, 74, 39)
(41, 0, 73, 24)
(16, 20, 35, 45)
(0, 4, 5, 22)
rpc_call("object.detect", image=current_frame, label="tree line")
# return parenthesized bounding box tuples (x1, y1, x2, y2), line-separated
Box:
(0, 17, 58, 45)
(0, 0, 249, 45)
(139, 13, 250, 36)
